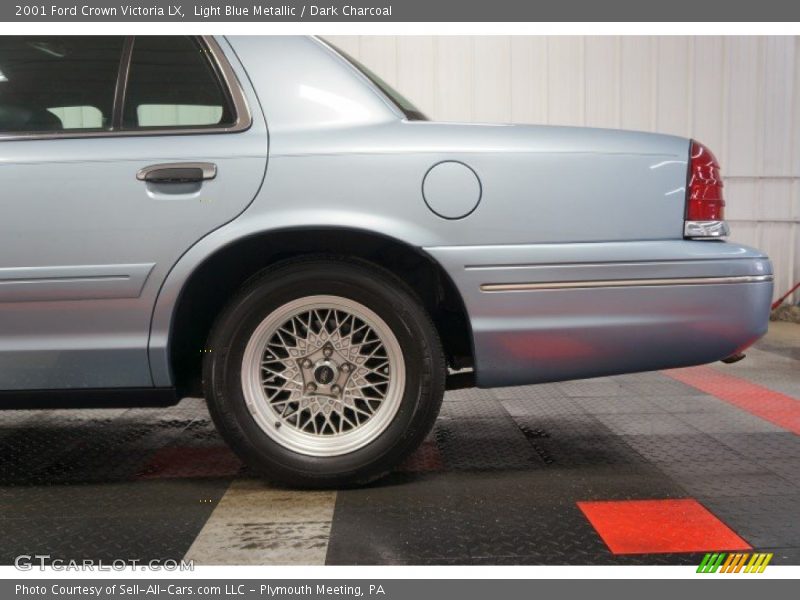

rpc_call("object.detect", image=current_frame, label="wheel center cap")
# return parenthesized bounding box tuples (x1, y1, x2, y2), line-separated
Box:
(313, 361, 337, 385)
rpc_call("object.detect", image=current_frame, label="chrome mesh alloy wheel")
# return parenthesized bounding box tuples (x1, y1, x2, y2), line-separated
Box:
(241, 295, 406, 457)
(205, 259, 446, 486)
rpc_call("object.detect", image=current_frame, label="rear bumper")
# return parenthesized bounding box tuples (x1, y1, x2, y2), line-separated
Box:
(426, 241, 773, 387)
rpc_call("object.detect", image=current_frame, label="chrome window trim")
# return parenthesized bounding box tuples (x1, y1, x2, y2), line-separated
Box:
(0, 36, 252, 142)
(311, 36, 408, 122)
(480, 274, 774, 293)
(684, 220, 730, 239)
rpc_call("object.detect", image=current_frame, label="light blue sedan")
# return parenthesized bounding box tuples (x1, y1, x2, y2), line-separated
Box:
(0, 36, 772, 486)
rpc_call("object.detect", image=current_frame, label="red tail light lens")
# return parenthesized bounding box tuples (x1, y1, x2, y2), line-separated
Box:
(687, 140, 725, 221)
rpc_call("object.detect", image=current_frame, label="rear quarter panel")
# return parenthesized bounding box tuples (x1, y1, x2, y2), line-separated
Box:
(151, 36, 770, 388)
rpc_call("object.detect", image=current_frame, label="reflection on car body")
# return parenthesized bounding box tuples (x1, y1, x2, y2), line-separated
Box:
(0, 36, 773, 486)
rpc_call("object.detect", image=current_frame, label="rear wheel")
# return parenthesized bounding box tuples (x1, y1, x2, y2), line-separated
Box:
(203, 258, 446, 487)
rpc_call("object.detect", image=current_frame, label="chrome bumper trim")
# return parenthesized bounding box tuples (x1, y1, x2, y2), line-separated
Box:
(480, 274, 773, 293)
(684, 220, 730, 239)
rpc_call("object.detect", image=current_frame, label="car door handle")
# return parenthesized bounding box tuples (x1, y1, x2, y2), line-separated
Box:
(136, 162, 217, 184)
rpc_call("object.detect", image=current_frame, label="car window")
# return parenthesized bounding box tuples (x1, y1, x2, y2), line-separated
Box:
(0, 37, 123, 133)
(136, 104, 224, 127)
(48, 106, 104, 129)
(123, 36, 235, 129)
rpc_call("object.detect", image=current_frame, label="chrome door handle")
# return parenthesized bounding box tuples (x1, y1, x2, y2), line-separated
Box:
(136, 162, 217, 184)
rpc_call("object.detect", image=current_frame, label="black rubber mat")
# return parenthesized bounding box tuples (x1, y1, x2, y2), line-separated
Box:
(0, 349, 798, 566)
(0, 403, 235, 564)
(326, 367, 800, 565)
(326, 407, 694, 565)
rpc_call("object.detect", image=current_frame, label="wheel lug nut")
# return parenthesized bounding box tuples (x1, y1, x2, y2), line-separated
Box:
(342, 363, 351, 373)
(331, 384, 341, 394)
(323, 346, 332, 357)
(306, 383, 317, 393)
(303, 359, 312, 368)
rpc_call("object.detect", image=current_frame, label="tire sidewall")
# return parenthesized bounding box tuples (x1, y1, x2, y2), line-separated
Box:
(205, 260, 442, 486)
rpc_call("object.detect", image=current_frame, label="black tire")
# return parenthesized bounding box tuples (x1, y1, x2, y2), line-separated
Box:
(203, 256, 446, 488)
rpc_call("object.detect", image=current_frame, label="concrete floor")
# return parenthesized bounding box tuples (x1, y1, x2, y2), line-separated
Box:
(0, 322, 798, 565)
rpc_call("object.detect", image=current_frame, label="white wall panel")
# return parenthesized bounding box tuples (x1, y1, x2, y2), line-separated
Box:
(547, 37, 584, 127)
(584, 37, 620, 129)
(323, 35, 800, 303)
(655, 37, 691, 137)
(473, 37, 512, 123)
(510, 37, 548, 125)
(759, 180, 795, 222)
(325, 35, 360, 56)
(725, 180, 760, 222)
(433, 37, 473, 121)
(759, 223, 795, 301)
(725, 37, 763, 177)
(396, 36, 436, 118)
(794, 180, 800, 296)
(691, 37, 725, 162)
(358, 37, 398, 87)
(795, 180, 800, 223)
(728, 222, 760, 251)
(620, 37, 655, 132)
(761, 37, 795, 177)
(792, 38, 800, 179)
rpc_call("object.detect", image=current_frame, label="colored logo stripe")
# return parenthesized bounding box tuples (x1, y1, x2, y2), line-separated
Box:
(697, 552, 773, 573)
(719, 553, 735, 572)
(697, 552, 726, 573)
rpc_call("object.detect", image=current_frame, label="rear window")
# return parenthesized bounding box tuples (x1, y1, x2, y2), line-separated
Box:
(122, 36, 235, 130)
(0, 36, 123, 133)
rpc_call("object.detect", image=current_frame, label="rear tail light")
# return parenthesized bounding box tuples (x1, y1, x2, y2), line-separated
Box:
(684, 140, 729, 239)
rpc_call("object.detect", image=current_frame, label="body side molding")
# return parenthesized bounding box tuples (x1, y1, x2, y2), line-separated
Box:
(481, 274, 773, 292)
(0, 263, 155, 303)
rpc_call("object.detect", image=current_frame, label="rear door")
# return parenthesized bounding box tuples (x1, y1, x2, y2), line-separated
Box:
(0, 35, 267, 390)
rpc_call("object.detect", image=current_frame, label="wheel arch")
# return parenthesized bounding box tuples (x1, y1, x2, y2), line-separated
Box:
(158, 226, 474, 397)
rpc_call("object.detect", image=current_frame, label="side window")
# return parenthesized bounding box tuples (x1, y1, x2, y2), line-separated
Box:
(123, 37, 235, 129)
(0, 37, 123, 133)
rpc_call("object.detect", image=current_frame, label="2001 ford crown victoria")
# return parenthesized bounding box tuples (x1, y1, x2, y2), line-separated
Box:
(0, 35, 773, 486)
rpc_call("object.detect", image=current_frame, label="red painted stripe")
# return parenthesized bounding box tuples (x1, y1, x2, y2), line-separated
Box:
(578, 498, 751, 555)
(398, 439, 444, 472)
(137, 446, 242, 479)
(663, 365, 800, 435)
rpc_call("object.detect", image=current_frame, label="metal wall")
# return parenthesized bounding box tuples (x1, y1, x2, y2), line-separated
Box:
(325, 36, 800, 303)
